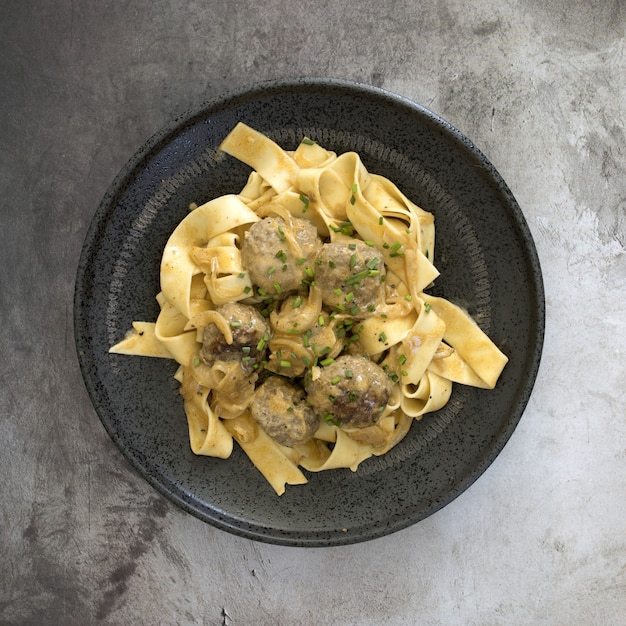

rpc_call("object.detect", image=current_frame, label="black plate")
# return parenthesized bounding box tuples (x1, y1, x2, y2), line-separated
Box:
(74, 78, 544, 546)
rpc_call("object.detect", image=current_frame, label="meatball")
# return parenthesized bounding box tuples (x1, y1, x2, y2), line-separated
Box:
(199, 302, 268, 371)
(241, 215, 321, 296)
(250, 376, 319, 447)
(314, 240, 386, 315)
(307, 355, 391, 429)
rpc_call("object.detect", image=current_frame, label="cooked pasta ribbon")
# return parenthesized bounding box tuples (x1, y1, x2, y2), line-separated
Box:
(110, 123, 508, 495)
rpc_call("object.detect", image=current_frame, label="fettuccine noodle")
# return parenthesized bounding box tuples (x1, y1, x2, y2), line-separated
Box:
(111, 123, 508, 495)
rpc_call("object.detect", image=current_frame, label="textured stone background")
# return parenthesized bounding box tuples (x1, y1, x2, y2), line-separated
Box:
(1, 1, 624, 624)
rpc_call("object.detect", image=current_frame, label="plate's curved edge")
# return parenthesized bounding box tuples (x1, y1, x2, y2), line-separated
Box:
(73, 78, 546, 547)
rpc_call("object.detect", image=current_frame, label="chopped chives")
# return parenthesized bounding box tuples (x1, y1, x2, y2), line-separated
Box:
(292, 295, 303, 308)
(277, 226, 286, 241)
(267, 266, 276, 276)
(349, 305, 359, 315)
(330, 376, 341, 385)
(424, 302, 432, 313)
(379, 332, 387, 343)
(320, 357, 334, 366)
(333, 288, 342, 296)
(318, 315, 325, 326)
(273, 282, 282, 293)
(243, 286, 252, 294)
(296, 257, 307, 265)
(379, 216, 384, 225)
(275, 250, 287, 262)
(364, 240, 375, 247)
(350, 254, 357, 269)
(344, 369, 353, 379)
(299, 194, 310, 211)
(345, 270, 369, 285)
(230, 320, 242, 328)
(348, 243, 357, 250)
(398, 354, 407, 365)
(280, 360, 292, 368)
(301, 138, 316, 145)
(238, 272, 245, 278)
(405, 294, 413, 301)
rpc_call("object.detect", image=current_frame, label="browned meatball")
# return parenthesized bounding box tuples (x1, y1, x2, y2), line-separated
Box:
(250, 376, 319, 447)
(314, 240, 385, 315)
(306, 355, 391, 428)
(241, 215, 321, 296)
(199, 302, 269, 371)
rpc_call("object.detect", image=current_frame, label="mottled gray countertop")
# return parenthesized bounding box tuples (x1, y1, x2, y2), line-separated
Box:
(1, 1, 625, 624)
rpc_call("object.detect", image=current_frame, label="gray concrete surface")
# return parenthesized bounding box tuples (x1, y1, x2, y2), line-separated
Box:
(1, 1, 625, 624)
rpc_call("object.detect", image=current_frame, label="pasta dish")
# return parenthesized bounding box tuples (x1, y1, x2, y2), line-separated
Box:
(110, 122, 508, 495)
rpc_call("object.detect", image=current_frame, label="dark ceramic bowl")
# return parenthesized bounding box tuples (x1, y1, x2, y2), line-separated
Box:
(74, 78, 544, 546)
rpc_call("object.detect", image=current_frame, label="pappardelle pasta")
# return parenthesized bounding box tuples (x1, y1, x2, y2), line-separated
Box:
(110, 123, 508, 495)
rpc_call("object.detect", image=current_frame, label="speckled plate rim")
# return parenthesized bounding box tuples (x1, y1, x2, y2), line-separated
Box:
(74, 77, 545, 547)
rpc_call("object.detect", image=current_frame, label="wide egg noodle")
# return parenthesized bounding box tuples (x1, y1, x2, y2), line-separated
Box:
(176, 366, 233, 458)
(219, 122, 300, 193)
(190, 232, 254, 306)
(154, 296, 206, 366)
(400, 371, 453, 418)
(299, 423, 373, 472)
(109, 321, 173, 358)
(396, 300, 447, 385)
(160, 194, 260, 319)
(110, 122, 508, 496)
(223, 414, 308, 496)
(421, 294, 508, 389)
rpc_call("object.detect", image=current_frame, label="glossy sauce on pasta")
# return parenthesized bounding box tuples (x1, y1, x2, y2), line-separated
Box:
(110, 123, 508, 495)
